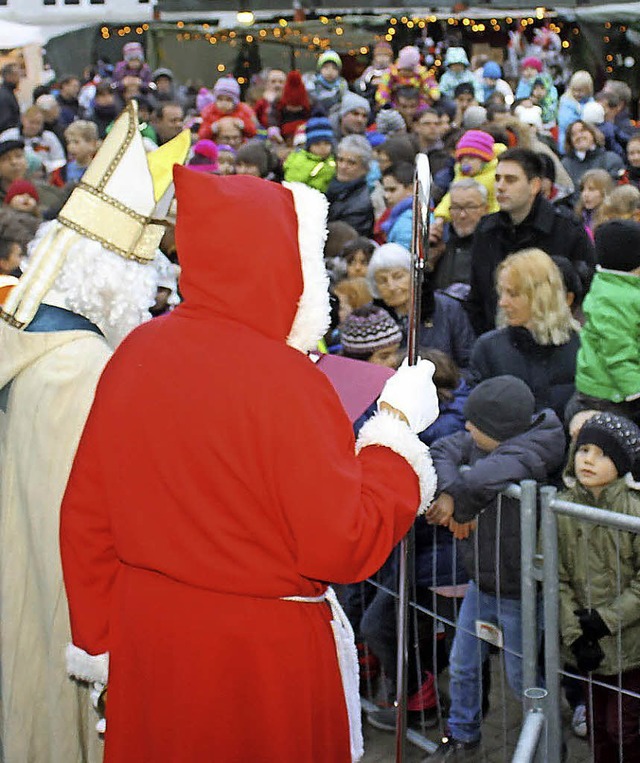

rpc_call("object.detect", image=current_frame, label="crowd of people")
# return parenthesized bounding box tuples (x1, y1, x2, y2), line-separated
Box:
(0, 27, 639, 763)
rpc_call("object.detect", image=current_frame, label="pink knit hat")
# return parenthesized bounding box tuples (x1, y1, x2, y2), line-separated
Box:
(522, 57, 543, 73)
(396, 46, 421, 71)
(213, 77, 240, 106)
(455, 130, 495, 162)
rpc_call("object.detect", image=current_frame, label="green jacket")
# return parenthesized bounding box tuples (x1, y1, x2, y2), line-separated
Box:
(558, 478, 640, 675)
(576, 268, 640, 403)
(283, 149, 336, 194)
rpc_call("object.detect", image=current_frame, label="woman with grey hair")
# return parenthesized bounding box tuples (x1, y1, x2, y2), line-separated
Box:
(326, 134, 375, 237)
(368, 242, 476, 368)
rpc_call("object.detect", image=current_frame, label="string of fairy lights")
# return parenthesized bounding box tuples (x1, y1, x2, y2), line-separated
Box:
(99, 13, 633, 79)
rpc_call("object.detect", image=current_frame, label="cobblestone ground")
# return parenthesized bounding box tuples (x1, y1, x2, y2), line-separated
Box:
(361, 657, 593, 762)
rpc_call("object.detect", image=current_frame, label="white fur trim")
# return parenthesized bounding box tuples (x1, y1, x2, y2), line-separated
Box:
(282, 181, 331, 354)
(356, 411, 437, 514)
(66, 643, 109, 684)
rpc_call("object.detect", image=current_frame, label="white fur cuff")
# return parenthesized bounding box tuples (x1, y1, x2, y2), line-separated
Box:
(356, 411, 437, 514)
(66, 643, 109, 684)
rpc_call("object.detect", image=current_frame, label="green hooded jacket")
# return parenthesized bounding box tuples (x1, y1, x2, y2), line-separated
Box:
(283, 149, 336, 194)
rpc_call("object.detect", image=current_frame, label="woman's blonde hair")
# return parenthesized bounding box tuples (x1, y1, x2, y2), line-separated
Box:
(574, 168, 614, 218)
(569, 70, 594, 99)
(596, 184, 640, 226)
(333, 276, 372, 309)
(496, 248, 579, 345)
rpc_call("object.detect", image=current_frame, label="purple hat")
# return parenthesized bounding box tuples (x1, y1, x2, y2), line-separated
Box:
(396, 46, 421, 71)
(123, 42, 144, 62)
(213, 77, 240, 106)
(455, 130, 495, 162)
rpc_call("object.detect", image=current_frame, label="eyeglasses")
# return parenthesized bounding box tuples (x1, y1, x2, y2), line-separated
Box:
(450, 203, 484, 214)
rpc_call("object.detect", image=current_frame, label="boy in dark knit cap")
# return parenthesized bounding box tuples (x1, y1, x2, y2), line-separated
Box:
(571, 219, 640, 425)
(283, 115, 336, 193)
(558, 412, 640, 762)
(426, 375, 565, 759)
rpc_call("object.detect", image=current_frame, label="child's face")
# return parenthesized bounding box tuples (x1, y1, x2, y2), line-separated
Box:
(9, 193, 36, 213)
(580, 181, 603, 211)
(309, 140, 332, 160)
(449, 63, 465, 74)
(465, 421, 500, 452)
(575, 443, 618, 497)
(523, 66, 539, 80)
(374, 149, 392, 172)
(531, 84, 546, 101)
(0, 241, 22, 274)
(368, 342, 400, 369)
(66, 135, 97, 165)
(346, 250, 369, 279)
(235, 161, 261, 177)
(216, 95, 235, 114)
(320, 62, 340, 83)
(216, 151, 235, 175)
(627, 139, 640, 168)
(458, 155, 485, 177)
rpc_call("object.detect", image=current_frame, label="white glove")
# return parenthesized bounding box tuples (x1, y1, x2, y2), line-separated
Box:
(377, 358, 439, 433)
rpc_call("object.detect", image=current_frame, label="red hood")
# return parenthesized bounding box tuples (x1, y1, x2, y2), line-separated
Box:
(173, 166, 303, 344)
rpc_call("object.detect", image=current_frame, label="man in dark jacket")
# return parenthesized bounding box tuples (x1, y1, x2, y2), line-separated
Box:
(326, 134, 374, 237)
(466, 148, 595, 336)
(0, 65, 21, 135)
(425, 376, 566, 760)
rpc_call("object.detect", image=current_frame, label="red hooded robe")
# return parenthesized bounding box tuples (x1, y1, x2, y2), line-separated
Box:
(60, 170, 433, 762)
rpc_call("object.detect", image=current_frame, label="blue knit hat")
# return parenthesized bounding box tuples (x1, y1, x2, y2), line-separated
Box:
(305, 116, 334, 149)
(482, 61, 502, 80)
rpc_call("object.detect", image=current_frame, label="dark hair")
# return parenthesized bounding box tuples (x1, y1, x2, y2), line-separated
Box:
(537, 152, 556, 183)
(154, 101, 183, 120)
(420, 348, 460, 403)
(454, 82, 475, 99)
(378, 135, 417, 166)
(531, 78, 547, 90)
(1, 63, 17, 78)
(324, 221, 359, 259)
(413, 106, 438, 124)
(551, 255, 583, 306)
(342, 236, 375, 263)
(395, 86, 420, 103)
(486, 103, 509, 121)
(59, 74, 80, 88)
(382, 161, 414, 187)
(94, 82, 114, 97)
(564, 119, 600, 155)
(498, 147, 544, 180)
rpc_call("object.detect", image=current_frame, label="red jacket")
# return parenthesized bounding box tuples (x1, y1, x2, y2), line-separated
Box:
(197, 100, 257, 140)
(61, 170, 422, 762)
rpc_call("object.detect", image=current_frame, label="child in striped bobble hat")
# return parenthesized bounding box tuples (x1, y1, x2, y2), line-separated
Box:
(340, 304, 402, 369)
(558, 411, 640, 762)
(434, 129, 505, 221)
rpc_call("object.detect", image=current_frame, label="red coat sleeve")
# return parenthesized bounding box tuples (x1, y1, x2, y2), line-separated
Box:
(60, 394, 117, 656)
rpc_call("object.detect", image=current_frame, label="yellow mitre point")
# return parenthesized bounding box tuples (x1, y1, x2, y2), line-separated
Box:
(57, 101, 189, 264)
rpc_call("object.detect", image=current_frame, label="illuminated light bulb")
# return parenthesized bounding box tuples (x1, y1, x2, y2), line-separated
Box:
(237, 11, 255, 26)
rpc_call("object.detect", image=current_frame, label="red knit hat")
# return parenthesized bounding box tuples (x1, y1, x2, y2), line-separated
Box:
(522, 57, 543, 73)
(4, 179, 39, 205)
(455, 130, 495, 162)
(281, 70, 310, 110)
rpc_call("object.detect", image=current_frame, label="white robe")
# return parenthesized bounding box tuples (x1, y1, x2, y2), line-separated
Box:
(0, 322, 111, 763)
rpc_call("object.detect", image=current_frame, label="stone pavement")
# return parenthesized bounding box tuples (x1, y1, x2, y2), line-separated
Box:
(360, 659, 593, 762)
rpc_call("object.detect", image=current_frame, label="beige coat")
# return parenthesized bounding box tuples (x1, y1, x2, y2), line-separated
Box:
(0, 321, 111, 763)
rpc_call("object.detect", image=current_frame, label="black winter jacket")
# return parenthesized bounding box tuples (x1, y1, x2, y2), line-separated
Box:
(326, 176, 374, 238)
(468, 326, 579, 420)
(466, 194, 594, 335)
(430, 410, 566, 598)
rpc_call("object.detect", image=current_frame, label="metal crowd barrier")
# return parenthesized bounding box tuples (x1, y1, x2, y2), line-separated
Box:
(344, 478, 640, 762)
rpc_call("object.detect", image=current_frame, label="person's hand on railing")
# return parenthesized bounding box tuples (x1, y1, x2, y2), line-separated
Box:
(447, 517, 477, 540)
(425, 492, 454, 525)
(574, 608, 611, 641)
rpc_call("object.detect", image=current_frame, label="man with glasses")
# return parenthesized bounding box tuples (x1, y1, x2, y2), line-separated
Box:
(430, 178, 488, 290)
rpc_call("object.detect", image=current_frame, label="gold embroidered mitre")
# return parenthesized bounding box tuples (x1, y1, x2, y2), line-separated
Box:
(58, 100, 190, 263)
(1, 101, 190, 329)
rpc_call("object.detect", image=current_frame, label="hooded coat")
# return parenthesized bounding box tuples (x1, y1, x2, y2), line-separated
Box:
(60, 170, 436, 762)
(0, 316, 109, 763)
